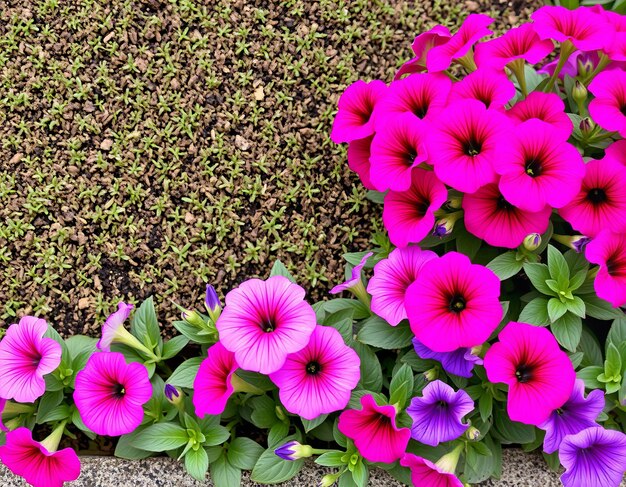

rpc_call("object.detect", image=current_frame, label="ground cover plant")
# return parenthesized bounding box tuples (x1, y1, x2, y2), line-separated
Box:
(5, 2, 626, 487)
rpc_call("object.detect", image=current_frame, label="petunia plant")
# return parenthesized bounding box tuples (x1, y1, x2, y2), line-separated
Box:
(3, 3, 626, 487)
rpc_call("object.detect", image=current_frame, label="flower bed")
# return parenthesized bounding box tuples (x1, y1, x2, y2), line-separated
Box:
(3, 3, 626, 487)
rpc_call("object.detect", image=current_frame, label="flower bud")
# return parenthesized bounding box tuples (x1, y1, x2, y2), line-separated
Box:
(522, 233, 541, 251)
(465, 426, 481, 441)
(553, 234, 591, 253)
(164, 384, 183, 405)
(579, 117, 594, 135)
(572, 80, 588, 105)
(445, 196, 463, 210)
(319, 473, 341, 487)
(181, 309, 206, 329)
(274, 441, 313, 461)
(424, 367, 439, 382)
(433, 218, 454, 238)
(204, 284, 222, 322)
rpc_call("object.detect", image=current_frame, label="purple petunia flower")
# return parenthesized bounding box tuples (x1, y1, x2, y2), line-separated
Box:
(538, 379, 604, 454)
(412, 338, 482, 379)
(559, 427, 626, 487)
(406, 380, 474, 446)
(204, 284, 221, 312)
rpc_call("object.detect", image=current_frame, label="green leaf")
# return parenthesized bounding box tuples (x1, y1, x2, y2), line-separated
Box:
(479, 392, 493, 422)
(356, 316, 413, 349)
(250, 444, 304, 484)
(185, 447, 209, 482)
(249, 395, 279, 429)
(577, 328, 603, 367)
(487, 252, 524, 280)
(228, 438, 264, 470)
(301, 414, 328, 433)
(115, 428, 154, 460)
(130, 423, 189, 452)
(161, 335, 190, 360)
(565, 295, 586, 318)
(210, 452, 241, 487)
(343, 251, 374, 267)
(608, 317, 626, 349)
(518, 297, 550, 326)
(37, 404, 71, 424)
(172, 320, 216, 345)
(456, 225, 482, 260)
(352, 341, 383, 392)
(269, 260, 296, 283)
(400, 350, 433, 372)
(132, 296, 161, 351)
(547, 298, 568, 323)
(551, 312, 582, 352)
(580, 294, 623, 320)
(492, 407, 536, 445)
(351, 459, 369, 487)
(36, 390, 64, 424)
(389, 364, 414, 409)
(577, 366, 604, 389)
(323, 299, 370, 320)
(167, 357, 203, 389)
(324, 308, 354, 342)
(605, 343, 622, 379)
(267, 422, 290, 448)
(568, 268, 588, 292)
(463, 435, 501, 483)
(315, 451, 346, 467)
(365, 190, 385, 204)
(547, 245, 570, 281)
(202, 424, 230, 447)
(65, 335, 97, 365)
(523, 263, 556, 296)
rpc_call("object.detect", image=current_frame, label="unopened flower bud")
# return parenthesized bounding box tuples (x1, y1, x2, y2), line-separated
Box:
(522, 233, 541, 252)
(445, 196, 463, 210)
(552, 234, 591, 253)
(424, 367, 439, 382)
(164, 384, 182, 404)
(181, 309, 206, 329)
(274, 441, 313, 461)
(466, 426, 481, 441)
(319, 473, 341, 487)
(433, 218, 455, 238)
(204, 284, 222, 322)
(579, 117, 594, 135)
(572, 80, 588, 104)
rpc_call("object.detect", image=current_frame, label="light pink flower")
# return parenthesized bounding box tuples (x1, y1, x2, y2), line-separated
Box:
(347, 136, 376, 190)
(585, 231, 626, 307)
(448, 68, 516, 109)
(97, 302, 134, 352)
(270, 325, 360, 420)
(367, 246, 437, 326)
(330, 80, 387, 143)
(0, 316, 61, 404)
(329, 252, 373, 294)
(216, 276, 316, 375)
(73, 352, 152, 436)
(395, 26, 451, 79)
(507, 92, 573, 140)
(193, 342, 238, 417)
(400, 453, 463, 487)
(589, 70, 626, 138)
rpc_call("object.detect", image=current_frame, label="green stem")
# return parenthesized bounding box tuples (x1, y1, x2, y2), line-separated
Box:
(40, 420, 68, 453)
(544, 41, 575, 93)
(509, 59, 527, 98)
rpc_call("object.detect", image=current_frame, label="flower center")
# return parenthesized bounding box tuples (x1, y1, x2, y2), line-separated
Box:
(586, 187, 607, 204)
(621, 104, 626, 116)
(449, 295, 466, 313)
(112, 383, 126, 399)
(436, 400, 448, 408)
(260, 317, 276, 332)
(525, 157, 542, 177)
(416, 197, 431, 217)
(462, 136, 483, 157)
(515, 364, 533, 383)
(412, 101, 429, 119)
(306, 361, 322, 375)
(496, 195, 514, 211)
(405, 147, 418, 166)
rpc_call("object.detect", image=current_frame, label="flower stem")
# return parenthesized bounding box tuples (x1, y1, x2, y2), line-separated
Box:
(40, 420, 68, 453)
(544, 41, 575, 93)
(509, 59, 527, 98)
(583, 52, 611, 85)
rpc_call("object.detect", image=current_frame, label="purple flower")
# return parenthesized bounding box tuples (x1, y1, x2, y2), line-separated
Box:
(330, 252, 373, 294)
(413, 338, 482, 378)
(164, 384, 180, 402)
(538, 379, 604, 454)
(406, 380, 474, 446)
(205, 285, 221, 312)
(572, 236, 591, 254)
(559, 427, 626, 487)
(274, 441, 312, 461)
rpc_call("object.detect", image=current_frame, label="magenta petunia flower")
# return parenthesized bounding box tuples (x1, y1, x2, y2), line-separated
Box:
(428, 100, 512, 193)
(589, 70, 626, 138)
(367, 246, 437, 326)
(475, 23, 554, 69)
(606, 139, 626, 166)
(338, 394, 410, 463)
(559, 157, 626, 237)
(531, 6, 611, 52)
(484, 322, 576, 426)
(0, 427, 81, 487)
(193, 342, 238, 417)
(369, 113, 429, 192)
(559, 427, 626, 487)
(347, 136, 376, 190)
(412, 338, 483, 378)
(585, 231, 626, 307)
(330, 80, 387, 144)
(427, 14, 494, 72)
(0, 316, 61, 404)
(382, 169, 448, 248)
(330, 252, 373, 294)
(448, 68, 516, 109)
(375, 73, 451, 122)
(507, 92, 573, 140)
(400, 453, 463, 487)
(405, 252, 503, 353)
(270, 325, 360, 420)
(495, 119, 585, 212)
(463, 181, 552, 249)
(216, 276, 316, 375)
(73, 352, 152, 436)
(406, 380, 473, 446)
(97, 301, 134, 352)
(538, 379, 605, 454)
(395, 25, 451, 79)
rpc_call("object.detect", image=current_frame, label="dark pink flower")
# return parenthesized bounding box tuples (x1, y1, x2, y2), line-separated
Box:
(382, 169, 448, 248)
(367, 246, 437, 326)
(495, 119, 585, 212)
(0, 427, 81, 487)
(507, 92, 573, 140)
(427, 14, 494, 72)
(338, 394, 410, 463)
(560, 157, 626, 237)
(484, 322, 576, 426)
(589, 69, 626, 138)
(463, 181, 552, 249)
(475, 23, 554, 69)
(347, 136, 376, 190)
(395, 26, 451, 79)
(405, 252, 503, 353)
(597, 9, 626, 61)
(330, 80, 387, 143)
(369, 113, 429, 192)
(605, 139, 626, 166)
(270, 325, 360, 420)
(193, 342, 238, 417)
(448, 68, 516, 109)
(428, 100, 512, 193)
(585, 231, 626, 307)
(0, 316, 61, 404)
(400, 453, 463, 487)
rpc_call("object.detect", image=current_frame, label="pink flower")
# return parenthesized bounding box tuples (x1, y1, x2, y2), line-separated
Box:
(400, 453, 463, 487)
(428, 100, 512, 193)
(347, 136, 376, 190)
(0, 427, 81, 487)
(601, 11, 626, 61)
(395, 26, 451, 79)
(559, 157, 626, 237)
(375, 73, 451, 121)
(73, 352, 152, 436)
(495, 119, 585, 212)
(589, 70, 626, 138)
(97, 302, 134, 352)
(367, 246, 437, 326)
(369, 113, 429, 192)
(448, 68, 516, 109)
(330, 80, 387, 143)
(427, 14, 494, 72)
(382, 169, 448, 248)
(463, 181, 552, 249)
(0, 316, 61, 404)
(507, 92, 573, 139)
(329, 252, 372, 294)
(484, 322, 576, 426)
(585, 231, 626, 307)
(531, 6, 611, 52)
(193, 342, 238, 417)
(216, 276, 316, 375)
(606, 139, 626, 166)
(475, 23, 554, 69)
(338, 394, 410, 463)
(405, 252, 502, 353)
(270, 325, 360, 420)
